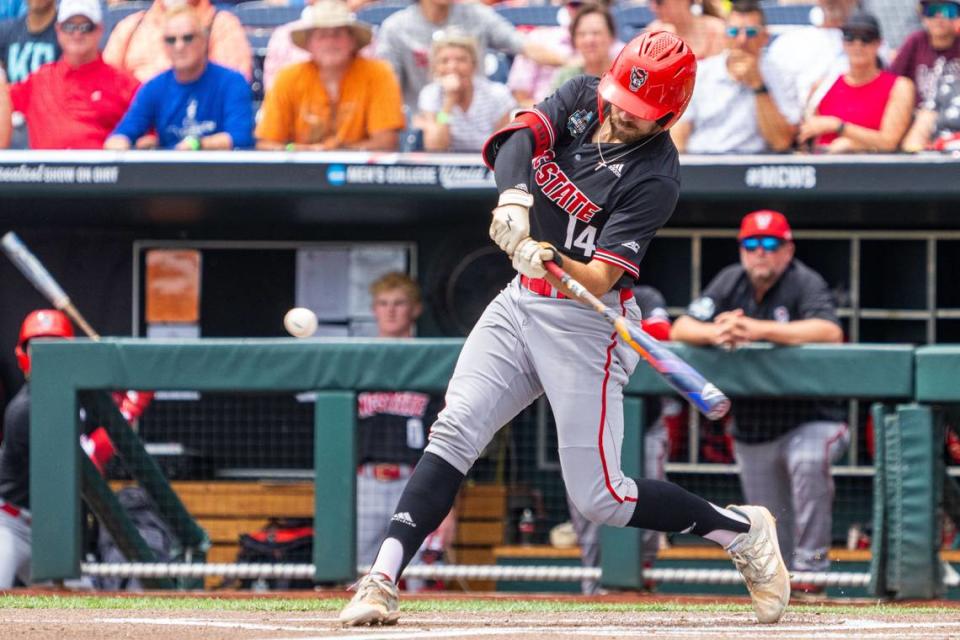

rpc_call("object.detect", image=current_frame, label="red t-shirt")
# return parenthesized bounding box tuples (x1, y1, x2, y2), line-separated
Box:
(815, 71, 898, 147)
(10, 56, 139, 149)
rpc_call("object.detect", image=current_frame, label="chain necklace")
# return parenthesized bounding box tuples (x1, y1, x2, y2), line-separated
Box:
(594, 126, 659, 171)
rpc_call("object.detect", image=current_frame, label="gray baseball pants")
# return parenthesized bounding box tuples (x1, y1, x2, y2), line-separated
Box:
(734, 421, 850, 572)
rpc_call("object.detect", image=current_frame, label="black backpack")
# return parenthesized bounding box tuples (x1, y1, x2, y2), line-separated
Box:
(236, 518, 314, 590)
(95, 487, 176, 590)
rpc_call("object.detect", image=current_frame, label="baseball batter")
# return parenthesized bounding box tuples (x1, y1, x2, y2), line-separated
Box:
(340, 31, 790, 626)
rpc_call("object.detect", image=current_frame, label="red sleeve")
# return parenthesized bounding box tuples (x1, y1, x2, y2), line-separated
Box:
(9, 75, 31, 112)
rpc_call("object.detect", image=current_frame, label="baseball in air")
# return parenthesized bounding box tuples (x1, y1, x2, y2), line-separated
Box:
(284, 307, 318, 338)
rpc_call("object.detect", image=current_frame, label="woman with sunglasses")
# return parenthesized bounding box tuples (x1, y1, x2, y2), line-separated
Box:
(647, 0, 726, 59)
(797, 11, 914, 153)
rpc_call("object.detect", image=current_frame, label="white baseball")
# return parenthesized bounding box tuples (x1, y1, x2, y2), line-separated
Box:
(284, 307, 318, 338)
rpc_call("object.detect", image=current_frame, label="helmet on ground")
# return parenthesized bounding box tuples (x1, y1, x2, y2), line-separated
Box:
(16, 309, 74, 376)
(597, 30, 697, 130)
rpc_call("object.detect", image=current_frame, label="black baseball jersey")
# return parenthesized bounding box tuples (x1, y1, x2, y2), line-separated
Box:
(0, 384, 30, 508)
(683, 259, 844, 443)
(500, 76, 681, 289)
(356, 391, 444, 466)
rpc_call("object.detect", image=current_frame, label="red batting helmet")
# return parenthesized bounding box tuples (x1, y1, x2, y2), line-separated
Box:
(15, 309, 74, 376)
(597, 30, 696, 130)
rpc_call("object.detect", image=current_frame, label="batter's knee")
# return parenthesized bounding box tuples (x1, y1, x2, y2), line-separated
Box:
(566, 482, 625, 526)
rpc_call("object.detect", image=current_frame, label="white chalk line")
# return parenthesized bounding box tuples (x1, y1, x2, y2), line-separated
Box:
(85, 616, 960, 640)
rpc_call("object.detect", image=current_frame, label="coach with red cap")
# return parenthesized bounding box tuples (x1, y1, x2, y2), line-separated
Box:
(671, 210, 847, 596)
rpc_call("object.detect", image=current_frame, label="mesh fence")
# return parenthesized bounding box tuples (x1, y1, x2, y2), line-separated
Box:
(82, 385, 906, 594)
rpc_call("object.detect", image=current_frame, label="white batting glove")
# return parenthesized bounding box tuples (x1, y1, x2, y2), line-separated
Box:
(512, 237, 550, 278)
(490, 188, 533, 257)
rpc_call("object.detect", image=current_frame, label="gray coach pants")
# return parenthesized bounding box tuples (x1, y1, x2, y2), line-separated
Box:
(734, 421, 850, 572)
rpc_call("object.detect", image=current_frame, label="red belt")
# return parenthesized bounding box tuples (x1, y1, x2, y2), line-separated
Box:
(0, 501, 29, 523)
(520, 275, 633, 302)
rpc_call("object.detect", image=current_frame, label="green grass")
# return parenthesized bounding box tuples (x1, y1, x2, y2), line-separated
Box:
(0, 594, 954, 617)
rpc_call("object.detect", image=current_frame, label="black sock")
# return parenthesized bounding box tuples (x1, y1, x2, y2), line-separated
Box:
(383, 452, 465, 575)
(627, 478, 750, 537)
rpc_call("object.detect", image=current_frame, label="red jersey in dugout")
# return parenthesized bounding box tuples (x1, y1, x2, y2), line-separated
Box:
(492, 76, 682, 289)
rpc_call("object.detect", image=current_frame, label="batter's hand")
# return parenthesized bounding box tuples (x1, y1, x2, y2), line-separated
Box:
(490, 188, 533, 256)
(512, 237, 553, 278)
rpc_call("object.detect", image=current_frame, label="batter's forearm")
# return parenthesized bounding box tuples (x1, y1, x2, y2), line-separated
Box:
(493, 129, 534, 192)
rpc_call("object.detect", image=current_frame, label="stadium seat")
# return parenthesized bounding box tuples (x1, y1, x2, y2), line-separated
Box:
(101, 0, 153, 48)
(612, 5, 653, 42)
(232, 1, 303, 29)
(355, 0, 411, 26)
(760, 1, 815, 25)
(494, 5, 561, 28)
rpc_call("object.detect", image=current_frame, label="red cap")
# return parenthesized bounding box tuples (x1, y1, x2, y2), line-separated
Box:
(738, 210, 793, 241)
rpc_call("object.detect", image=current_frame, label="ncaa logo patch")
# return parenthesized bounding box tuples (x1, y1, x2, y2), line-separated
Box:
(566, 109, 594, 136)
(630, 66, 648, 92)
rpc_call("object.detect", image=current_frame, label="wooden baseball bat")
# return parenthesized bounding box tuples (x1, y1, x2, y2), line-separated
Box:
(1, 231, 100, 340)
(544, 260, 730, 420)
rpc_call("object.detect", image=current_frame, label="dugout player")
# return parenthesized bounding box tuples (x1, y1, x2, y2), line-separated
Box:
(340, 31, 790, 626)
(356, 273, 454, 587)
(670, 210, 847, 595)
(0, 310, 147, 588)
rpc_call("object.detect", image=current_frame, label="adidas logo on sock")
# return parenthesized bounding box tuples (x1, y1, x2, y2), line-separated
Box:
(391, 511, 416, 528)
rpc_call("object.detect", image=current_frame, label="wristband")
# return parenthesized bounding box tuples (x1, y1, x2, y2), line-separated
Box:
(497, 188, 534, 208)
(836, 120, 846, 136)
(184, 135, 201, 151)
(435, 111, 451, 125)
(753, 83, 768, 95)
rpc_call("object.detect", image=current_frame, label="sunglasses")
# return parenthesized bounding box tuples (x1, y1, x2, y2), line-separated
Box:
(726, 26, 761, 38)
(922, 2, 960, 18)
(842, 31, 879, 43)
(163, 33, 198, 46)
(60, 21, 96, 34)
(741, 236, 784, 252)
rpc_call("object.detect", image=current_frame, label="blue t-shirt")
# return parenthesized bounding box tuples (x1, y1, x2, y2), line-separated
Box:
(112, 62, 254, 149)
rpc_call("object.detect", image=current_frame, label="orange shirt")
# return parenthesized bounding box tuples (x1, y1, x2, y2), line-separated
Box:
(103, 0, 252, 82)
(256, 57, 404, 148)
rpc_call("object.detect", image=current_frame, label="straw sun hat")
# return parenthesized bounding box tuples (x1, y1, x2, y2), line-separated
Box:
(291, 0, 373, 51)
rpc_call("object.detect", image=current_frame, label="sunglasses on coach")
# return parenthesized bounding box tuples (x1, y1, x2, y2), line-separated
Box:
(726, 26, 761, 38)
(60, 21, 96, 34)
(922, 3, 960, 18)
(741, 237, 784, 252)
(163, 33, 198, 45)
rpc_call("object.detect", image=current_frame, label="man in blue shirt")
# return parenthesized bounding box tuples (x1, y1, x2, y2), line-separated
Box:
(104, 5, 253, 151)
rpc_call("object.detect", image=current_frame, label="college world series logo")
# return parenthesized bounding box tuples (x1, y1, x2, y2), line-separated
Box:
(630, 66, 648, 92)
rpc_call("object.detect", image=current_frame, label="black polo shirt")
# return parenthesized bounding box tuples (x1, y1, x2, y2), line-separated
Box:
(683, 259, 845, 443)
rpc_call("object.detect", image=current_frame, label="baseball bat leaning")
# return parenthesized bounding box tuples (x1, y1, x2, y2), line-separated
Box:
(1, 231, 100, 339)
(543, 260, 730, 420)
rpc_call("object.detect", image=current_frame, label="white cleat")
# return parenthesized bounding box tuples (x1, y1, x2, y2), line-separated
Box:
(338, 572, 400, 626)
(725, 505, 790, 624)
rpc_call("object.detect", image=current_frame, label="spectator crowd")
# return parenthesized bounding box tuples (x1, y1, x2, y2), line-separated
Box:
(1, 0, 959, 153)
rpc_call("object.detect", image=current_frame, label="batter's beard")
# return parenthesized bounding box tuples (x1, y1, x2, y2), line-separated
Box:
(608, 114, 659, 143)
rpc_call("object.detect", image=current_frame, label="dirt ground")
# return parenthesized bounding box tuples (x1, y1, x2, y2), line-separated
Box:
(2, 592, 960, 640)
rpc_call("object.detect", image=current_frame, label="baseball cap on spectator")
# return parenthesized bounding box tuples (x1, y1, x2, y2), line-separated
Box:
(738, 210, 793, 241)
(57, 0, 103, 24)
(841, 11, 881, 40)
(290, 0, 372, 51)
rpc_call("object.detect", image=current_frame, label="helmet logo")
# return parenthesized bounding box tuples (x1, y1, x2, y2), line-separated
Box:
(629, 66, 648, 92)
(755, 213, 772, 229)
